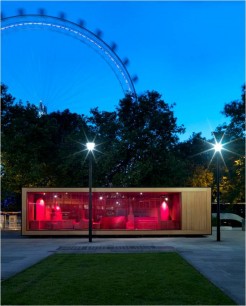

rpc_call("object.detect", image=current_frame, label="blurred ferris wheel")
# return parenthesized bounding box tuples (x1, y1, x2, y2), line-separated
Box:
(1, 11, 138, 115)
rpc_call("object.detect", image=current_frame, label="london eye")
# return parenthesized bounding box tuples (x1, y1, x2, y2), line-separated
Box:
(1, 12, 138, 114)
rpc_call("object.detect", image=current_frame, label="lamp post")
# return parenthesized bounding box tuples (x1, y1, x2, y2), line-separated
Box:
(214, 142, 222, 242)
(86, 142, 95, 243)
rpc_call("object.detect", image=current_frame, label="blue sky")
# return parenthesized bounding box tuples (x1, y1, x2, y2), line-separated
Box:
(1, 0, 245, 141)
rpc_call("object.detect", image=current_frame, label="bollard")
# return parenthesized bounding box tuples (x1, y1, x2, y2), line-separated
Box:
(242, 219, 245, 231)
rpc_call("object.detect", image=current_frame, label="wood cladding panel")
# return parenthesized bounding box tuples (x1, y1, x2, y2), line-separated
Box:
(181, 190, 211, 231)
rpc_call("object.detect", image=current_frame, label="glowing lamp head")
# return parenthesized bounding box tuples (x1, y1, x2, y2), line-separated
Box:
(86, 142, 95, 151)
(162, 201, 167, 209)
(214, 142, 223, 152)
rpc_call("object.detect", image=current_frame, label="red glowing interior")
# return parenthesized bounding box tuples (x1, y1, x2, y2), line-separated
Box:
(27, 191, 181, 231)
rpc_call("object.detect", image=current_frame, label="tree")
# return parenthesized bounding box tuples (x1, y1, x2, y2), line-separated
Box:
(43, 109, 91, 187)
(87, 108, 121, 186)
(174, 132, 214, 187)
(187, 165, 214, 187)
(1, 83, 15, 117)
(1, 84, 91, 210)
(2, 82, 244, 210)
(1, 84, 42, 209)
(89, 91, 186, 187)
(222, 84, 245, 138)
(212, 84, 245, 203)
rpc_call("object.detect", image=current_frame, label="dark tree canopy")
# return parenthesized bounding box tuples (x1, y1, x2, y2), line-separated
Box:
(1, 83, 245, 210)
(221, 84, 245, 138)
(1, 84, 92, 209)
(90, 91, 186, 187)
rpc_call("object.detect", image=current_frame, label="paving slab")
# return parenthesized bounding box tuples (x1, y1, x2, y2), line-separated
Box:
(1, 227, 245, 305)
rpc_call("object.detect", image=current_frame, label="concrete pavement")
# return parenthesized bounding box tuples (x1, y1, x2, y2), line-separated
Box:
(1, 227, 245, 305)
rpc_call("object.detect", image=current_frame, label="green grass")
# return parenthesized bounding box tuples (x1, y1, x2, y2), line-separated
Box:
(2, 252, 236, 305)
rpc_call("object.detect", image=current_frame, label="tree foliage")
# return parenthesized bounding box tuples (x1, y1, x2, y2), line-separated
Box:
(214, 85, 245, 203)
(1, 83, 245, 210)
(89, 91, 186, 187)
(222, 84, 245, 138)
(1, 84, 92, 209)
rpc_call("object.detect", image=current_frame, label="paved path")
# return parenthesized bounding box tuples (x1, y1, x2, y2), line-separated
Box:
(1, 228, 245, 305)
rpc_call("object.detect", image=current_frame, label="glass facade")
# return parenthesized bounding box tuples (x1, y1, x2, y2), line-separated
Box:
(27, 191, 181, 231)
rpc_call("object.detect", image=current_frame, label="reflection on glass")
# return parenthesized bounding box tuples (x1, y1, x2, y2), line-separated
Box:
(27, 191, 181, 231)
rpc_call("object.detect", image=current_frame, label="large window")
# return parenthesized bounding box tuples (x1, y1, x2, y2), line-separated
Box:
(27, 191, 181, 231)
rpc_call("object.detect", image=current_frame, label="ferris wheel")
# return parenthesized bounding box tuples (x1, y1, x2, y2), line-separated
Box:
(1, 11, 138, 114)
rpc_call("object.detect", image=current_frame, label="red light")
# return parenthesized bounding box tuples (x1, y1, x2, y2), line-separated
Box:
(161, 201, 170, 221)
(56, 206, 60, 210)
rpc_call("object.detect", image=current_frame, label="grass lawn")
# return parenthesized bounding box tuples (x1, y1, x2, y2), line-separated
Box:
(2, 252, 236, 305)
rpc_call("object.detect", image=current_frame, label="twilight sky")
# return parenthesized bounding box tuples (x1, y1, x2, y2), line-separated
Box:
(1, 0, 245, 141)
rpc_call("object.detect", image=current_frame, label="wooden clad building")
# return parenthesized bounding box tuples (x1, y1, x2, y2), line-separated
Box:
(22, 187, 211, 236)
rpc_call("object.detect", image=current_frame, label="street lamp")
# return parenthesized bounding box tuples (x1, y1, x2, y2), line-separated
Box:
(86, 142, 95, 242)
(214, 141, 223, 241)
